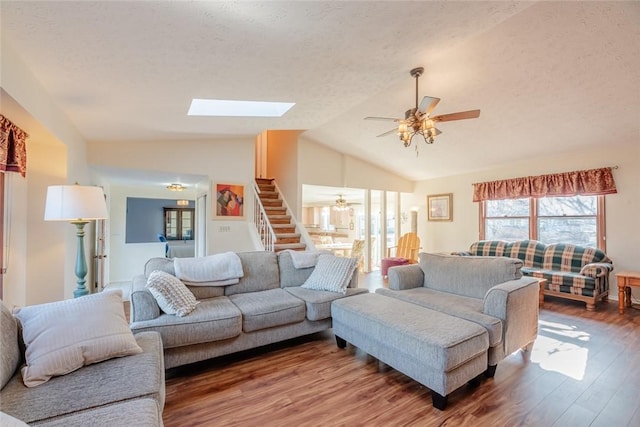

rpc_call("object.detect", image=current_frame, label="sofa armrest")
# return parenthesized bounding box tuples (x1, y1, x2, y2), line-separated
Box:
(580, 262, 614, 278)
(483, 277, 539, 357)
(388, 264, 424, 290)
(130, 274, 161, 323)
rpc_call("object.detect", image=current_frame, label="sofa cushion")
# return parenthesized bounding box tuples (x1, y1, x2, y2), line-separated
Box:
(419, 253, 523, 299)
(301, 254, 357, 294)
(229, 288, 306, 332)
(13, 290, 142, 387)
(144, 257, 175, 277)
(285, 286, 369, 321)
(146, 271, 198, 317)
(225, 251, 280, 296)
(0, 332, 164, 424)
(376, 287, 503, 347)
(130, 296, 242, 348)
(542, 243, 610, 273)
(504, 240, 546, 268)
(277, 250, 316, 287)
(0, 302, 21, 389)
(29, 398, 161, 427)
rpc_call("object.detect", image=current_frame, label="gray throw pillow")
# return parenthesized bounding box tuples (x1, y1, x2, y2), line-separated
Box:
(301, 254, 357, 294)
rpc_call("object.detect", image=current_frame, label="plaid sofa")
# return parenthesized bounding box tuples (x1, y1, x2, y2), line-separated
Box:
(456, 240, 613, 310)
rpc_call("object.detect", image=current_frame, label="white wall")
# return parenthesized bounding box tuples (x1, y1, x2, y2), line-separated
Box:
(412, 144, 640, 300)
(2, 40, 92, 305)
(266, 130, 303, 219)
(88, 138, 258, 286)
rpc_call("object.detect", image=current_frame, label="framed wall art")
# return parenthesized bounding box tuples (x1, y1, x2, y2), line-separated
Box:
(213, 182, 245, 219)
(427, 193, 453, 222)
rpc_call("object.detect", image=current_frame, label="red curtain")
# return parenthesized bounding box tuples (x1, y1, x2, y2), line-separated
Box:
(0, 114, 28, 177)
(473, 167, 617, 202)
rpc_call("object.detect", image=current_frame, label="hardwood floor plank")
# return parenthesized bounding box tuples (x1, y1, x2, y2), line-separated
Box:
(163, 281, 640, 427)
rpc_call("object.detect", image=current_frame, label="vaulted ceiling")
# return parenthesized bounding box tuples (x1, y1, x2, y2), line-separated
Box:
(1, 1, 638, 181)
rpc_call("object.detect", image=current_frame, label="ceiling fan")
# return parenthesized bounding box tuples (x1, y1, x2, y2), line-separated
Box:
(365, 67, 480, 152)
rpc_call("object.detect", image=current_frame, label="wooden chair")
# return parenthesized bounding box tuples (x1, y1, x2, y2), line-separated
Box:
(386, 232, 421, 263)
(350, 239, 365, 272)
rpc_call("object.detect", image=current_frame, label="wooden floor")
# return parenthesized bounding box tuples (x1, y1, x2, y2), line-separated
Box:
(163, 273, 640, 427)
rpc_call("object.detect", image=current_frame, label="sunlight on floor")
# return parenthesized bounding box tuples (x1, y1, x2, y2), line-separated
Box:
(529, 320, 590, 380)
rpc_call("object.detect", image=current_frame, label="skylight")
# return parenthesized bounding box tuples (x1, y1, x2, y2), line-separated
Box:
(187, 99, 295, 117)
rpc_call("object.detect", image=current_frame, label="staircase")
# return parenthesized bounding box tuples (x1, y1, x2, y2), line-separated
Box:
(255, 178, 306, 252)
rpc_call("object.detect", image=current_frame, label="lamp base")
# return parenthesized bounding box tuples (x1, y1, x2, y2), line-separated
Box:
(72, 220, 90, 298)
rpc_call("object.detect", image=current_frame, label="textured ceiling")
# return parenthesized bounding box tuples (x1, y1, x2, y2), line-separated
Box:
(1, 1, 638, 181)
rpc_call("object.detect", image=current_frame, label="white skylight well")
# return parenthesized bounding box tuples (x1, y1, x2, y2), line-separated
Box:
(188, 99, 295, 117)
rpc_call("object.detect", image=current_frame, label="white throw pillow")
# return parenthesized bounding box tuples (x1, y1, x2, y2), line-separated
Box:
(301, 254, 357, 294)
(146, 270, 198, 316)
(13, 290, 142, 388)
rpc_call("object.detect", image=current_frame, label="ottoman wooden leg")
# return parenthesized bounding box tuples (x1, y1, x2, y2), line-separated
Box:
(432, 392, 448, 410)
(335, 336, 347, 349)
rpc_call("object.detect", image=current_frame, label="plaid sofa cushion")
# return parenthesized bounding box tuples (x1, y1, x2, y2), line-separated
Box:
(528, 270, 599, 297)
(469, 240, 509, 257)
(542, 243, 611, 273)
(504, 240, 546, 268)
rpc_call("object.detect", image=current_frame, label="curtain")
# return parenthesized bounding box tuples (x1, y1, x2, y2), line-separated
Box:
(0, 114, 28, 177)
(473, 167, 617, 202)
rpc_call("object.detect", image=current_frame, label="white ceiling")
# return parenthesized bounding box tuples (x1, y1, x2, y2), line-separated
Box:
(1, 1, 638, 182)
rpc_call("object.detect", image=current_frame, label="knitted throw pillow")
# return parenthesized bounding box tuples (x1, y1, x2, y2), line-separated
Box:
(301, 254, 357, 294)
(146, 270, 198, 316)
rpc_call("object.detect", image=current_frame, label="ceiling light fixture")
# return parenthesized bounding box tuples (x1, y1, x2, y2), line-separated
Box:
(333, 195, 349, 211)
(187, 99, 295, 117)
(167, 183, 186, 191)
(176, 199, 189, 206)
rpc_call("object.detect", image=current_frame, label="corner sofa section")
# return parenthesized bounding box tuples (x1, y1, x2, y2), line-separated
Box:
(457, 240, 613, 310)
(0, 303, 165, 426)
(129, 251, 367, 369)
(377, 253, 540, 370)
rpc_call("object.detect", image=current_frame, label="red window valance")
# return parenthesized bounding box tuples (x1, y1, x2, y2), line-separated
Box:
(0, 114, 28, 177)
(473, 167, 617, 202)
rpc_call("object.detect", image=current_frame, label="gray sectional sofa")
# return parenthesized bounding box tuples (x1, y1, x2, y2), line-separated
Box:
(375, 252, 540, 372)
(0, 301, 165, 426)
(129, 251, 367, 369)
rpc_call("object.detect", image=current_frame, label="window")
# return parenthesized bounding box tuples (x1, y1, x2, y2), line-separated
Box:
(484, 198, 530, 241)
(480, 195, 605, 249)
(164, 208, 194, 240)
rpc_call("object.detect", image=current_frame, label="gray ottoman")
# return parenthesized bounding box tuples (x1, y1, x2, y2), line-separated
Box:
(331, 293, 489, 410)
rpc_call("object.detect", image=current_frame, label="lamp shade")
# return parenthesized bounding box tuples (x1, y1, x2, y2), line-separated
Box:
(44, 185, 108, 221)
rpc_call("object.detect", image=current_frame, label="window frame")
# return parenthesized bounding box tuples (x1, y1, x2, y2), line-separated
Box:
(479, 195, 606, 251)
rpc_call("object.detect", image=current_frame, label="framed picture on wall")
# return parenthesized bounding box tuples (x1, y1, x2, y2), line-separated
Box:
(213, 182, 245, 219)
(427, 193, 453, 222)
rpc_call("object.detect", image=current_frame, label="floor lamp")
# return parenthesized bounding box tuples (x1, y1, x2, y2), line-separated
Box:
(44, 185, 108, 298)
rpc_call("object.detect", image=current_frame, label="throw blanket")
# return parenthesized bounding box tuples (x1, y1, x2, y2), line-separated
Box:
(286, 250, 330, 269)
(174, 252, 244, 283)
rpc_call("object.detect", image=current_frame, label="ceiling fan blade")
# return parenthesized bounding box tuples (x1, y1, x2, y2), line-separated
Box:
(431, 109, 481, 123)
(376, 128, 398, 138)
(364, 116, 400, 122)
(418, 96, 440, 115)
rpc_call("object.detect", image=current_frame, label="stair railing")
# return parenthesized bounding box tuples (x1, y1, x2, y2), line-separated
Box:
(252, 181, 276, 252)
(271, 180, 315, 250)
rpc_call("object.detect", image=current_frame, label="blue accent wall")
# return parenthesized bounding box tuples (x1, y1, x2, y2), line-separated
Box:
(125, 197, 194, 243)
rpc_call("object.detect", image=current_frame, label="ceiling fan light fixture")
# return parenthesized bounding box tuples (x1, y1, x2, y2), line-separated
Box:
(333, 195, 349, 211)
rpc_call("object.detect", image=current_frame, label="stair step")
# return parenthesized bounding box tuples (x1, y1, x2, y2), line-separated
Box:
(275, 233, 301, 244)
(261, 199, 283, 207)
(274, 243, 307, 252)
(264, 207, 286, 214)
(271, 224, 296, 233)
(258, 184, 276, 192)
(259, 191, 279, 199)
(269, 215, 292, 224)
(255, 178, 274, 185)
